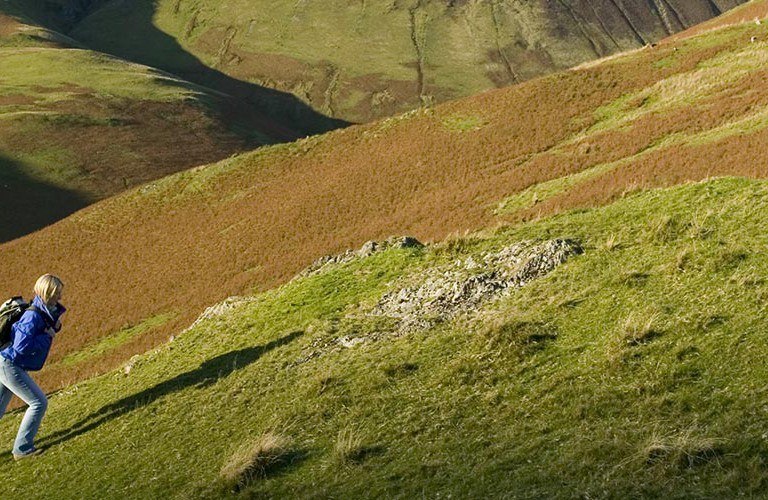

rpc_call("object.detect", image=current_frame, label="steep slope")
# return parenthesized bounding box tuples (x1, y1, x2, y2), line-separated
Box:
(0, 8, 294, 241)
(1, 3, 767, 394)
(59, 0, 747, 123)
(2, 177, 768, 497)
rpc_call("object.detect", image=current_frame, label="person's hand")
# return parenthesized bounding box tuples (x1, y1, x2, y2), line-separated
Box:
(54, 319, 62, 331)
(46, 327, 56, 339)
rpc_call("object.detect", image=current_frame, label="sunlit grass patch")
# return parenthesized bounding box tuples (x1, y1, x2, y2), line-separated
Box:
(3, 178, 768, 497)
(55, 313, 175, 369)
(642, 428, 725, 469)
(440, 114, 487, 132)
(0, 48, 207, 103)
(333, 428, 381, 465)
(220, 432, 296, 489)
(620, 311, 663, 346)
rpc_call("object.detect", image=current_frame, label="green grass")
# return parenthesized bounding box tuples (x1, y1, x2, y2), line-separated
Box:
(0, 45, 228, 194)
(54, 313, 176, 369)
(2, 177, 768, 497)
(67, 0, 656, 123)
(440, 114, 487, 132)
(0, 48, 210, 103)
(0, 147, 85, 188)
(495, 159, 622, 215)
(0, 33, 52, 48)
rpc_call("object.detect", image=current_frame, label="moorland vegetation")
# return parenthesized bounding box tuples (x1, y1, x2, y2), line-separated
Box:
(1, 2, 766, 396)
(1, 177, 768, 497)
(0, 0, 748, 239)
(0, 10, 291, 240)
(68, 0, 746, 123)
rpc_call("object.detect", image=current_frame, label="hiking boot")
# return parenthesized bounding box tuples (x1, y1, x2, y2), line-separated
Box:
(13, 448, 44, 461)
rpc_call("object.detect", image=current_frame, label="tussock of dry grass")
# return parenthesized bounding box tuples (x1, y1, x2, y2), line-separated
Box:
(729, 267, 765, 287)
(220, 433, 294, 488)
(332, 428, 383, 465)
(621, 312, 662, 346)
(645, 215, 680, 243)
(673, 247, 693, 271)
(600, 233, 622, 251)
(479, 318, 558, 357)
(687, 209, 715, 240)
(607, 312, 663, 363)
(334, 429, 365, 464)
(643, 430, 724, 469)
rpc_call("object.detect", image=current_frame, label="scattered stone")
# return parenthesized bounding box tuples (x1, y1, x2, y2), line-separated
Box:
(293, 323, 372, 365)
(369, 239, 582, 334)
(298, 236, 424, 278)
(295, 238, 582, 364)
(184, 296, 259, 333)
(338, 336, 366, 348)
(123, 354, 141, 375)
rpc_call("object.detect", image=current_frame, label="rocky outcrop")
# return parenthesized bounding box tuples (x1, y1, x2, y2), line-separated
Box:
(296, 238, 582, 364)
(298, 236, 424, 278)
(370, 239, 582, 333)
(183, 296, 259, 334)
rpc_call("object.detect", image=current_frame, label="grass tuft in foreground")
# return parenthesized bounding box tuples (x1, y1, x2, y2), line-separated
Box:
(219, 432, 296, 490)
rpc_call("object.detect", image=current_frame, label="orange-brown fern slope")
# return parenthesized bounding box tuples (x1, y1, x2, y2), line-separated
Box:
(2, 1, 767, 392)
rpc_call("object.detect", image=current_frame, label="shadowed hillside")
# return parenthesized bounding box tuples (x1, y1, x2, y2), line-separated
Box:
(0, 1, 765, 395)
(66, 0, 747, 122)
(6, 0, 348, 136)
(0, 8, 322, 241)
(0, 153, 89, 241)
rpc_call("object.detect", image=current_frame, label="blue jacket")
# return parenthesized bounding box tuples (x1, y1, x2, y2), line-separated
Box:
(1, 296, 66, 371)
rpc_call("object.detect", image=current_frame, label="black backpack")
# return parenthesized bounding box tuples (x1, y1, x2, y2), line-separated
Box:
(0, 297, 29, 348)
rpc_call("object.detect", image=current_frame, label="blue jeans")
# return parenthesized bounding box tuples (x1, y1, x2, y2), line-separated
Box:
(0, 357, 48, 455)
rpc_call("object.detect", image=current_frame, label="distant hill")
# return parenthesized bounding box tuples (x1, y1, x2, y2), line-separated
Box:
(0, 0, 747, 241)
(6, 0, 348, 136)
(64, 0, 747, 123)
(0, 7, 300, 241)
(1, 0, 765, 395)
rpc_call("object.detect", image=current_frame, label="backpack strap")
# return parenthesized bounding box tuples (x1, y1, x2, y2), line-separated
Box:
(27, 306, 54, 329)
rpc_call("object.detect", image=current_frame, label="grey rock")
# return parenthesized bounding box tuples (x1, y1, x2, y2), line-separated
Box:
(294, 238, 582, 364)
(298, 236, 424, 277)
(184, 296, 259, 333)
(370, 239, 582, 335)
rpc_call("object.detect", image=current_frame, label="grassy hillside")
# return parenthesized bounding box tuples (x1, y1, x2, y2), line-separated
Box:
(1, 3, 767, 395)
(0, 9, 300, 241)
(1, 177, 768, 497)
(61, 0, 745, 123)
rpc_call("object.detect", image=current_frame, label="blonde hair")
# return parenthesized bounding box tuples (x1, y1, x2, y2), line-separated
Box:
(34, 274, 64, 306)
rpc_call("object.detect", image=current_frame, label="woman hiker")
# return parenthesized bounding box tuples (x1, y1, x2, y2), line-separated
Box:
(0, 274, 66, 460)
